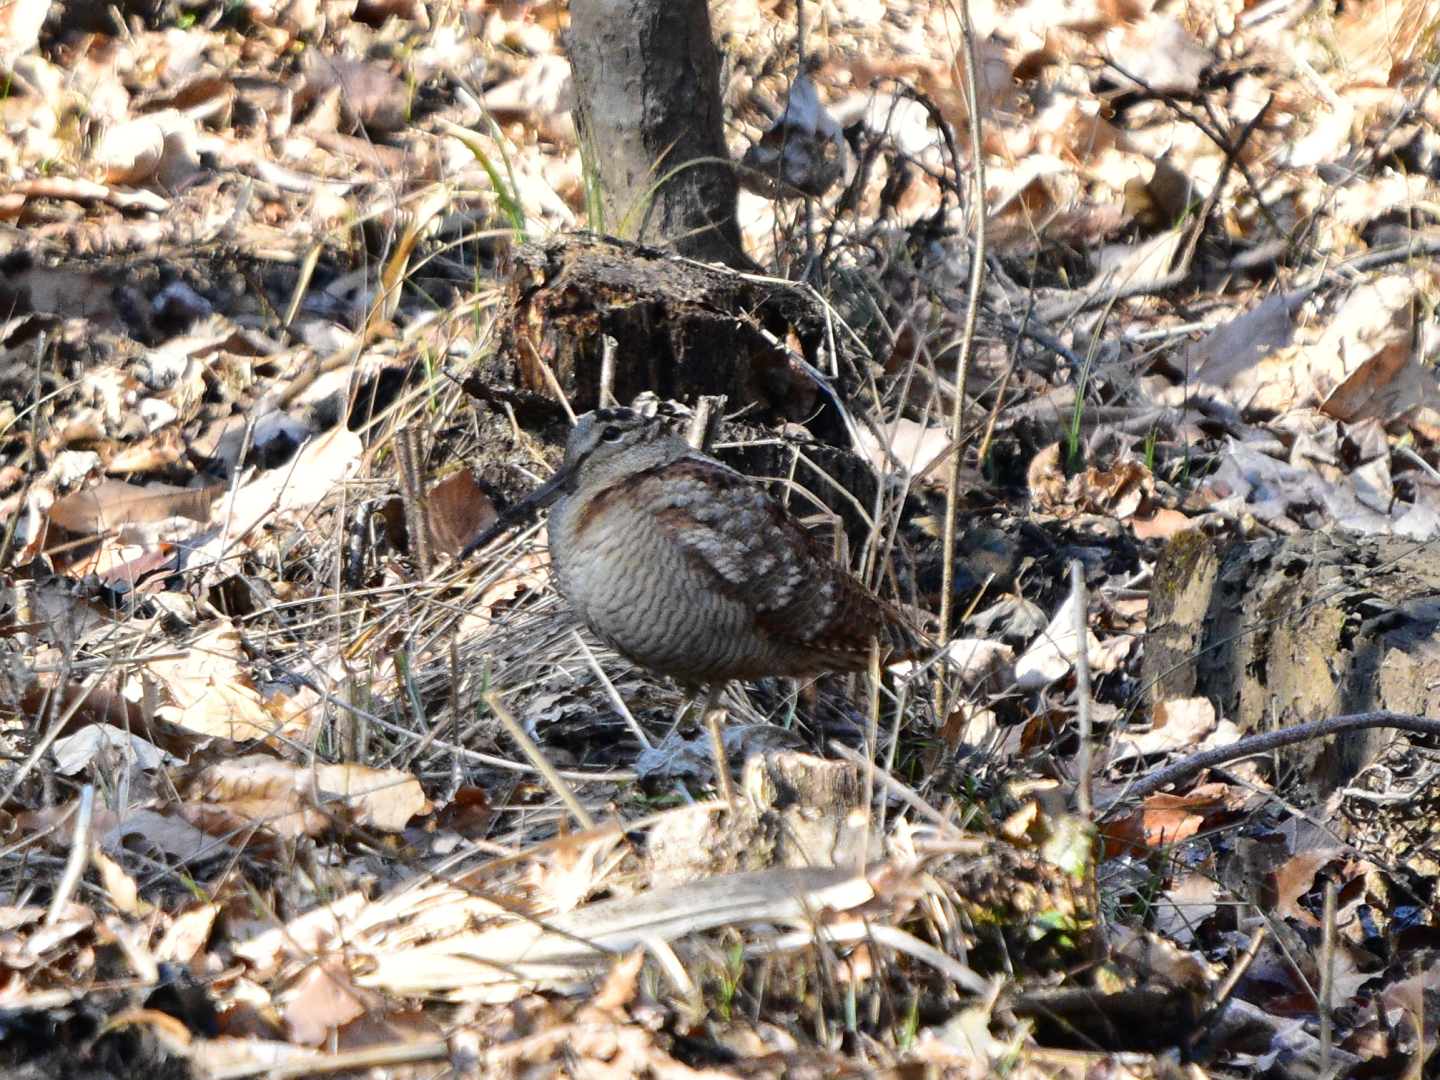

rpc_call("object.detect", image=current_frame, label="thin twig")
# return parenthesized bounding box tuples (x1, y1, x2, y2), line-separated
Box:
(938, 0, 988, 639)
(518, 334, 578, 425)
(222, 1039, 450, 1079)
(1211, 923, 1268, 1012)
(395, 423, 432, 576)
(831, 743, 969, 839)
(1101, 711, 1440, 812)
(0, 672, 107, 808)
(485, 691, 596, 829)
(859, 640, 882, 870)
(46, 785, 95, 926)
(572, 630, 651, 750)
(1319, 878, 1336, 1078)
(598, 334, 619, 408)
(1070, 561, 1093, 820)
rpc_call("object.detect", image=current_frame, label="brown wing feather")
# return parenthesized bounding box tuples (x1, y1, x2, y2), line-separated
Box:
(627, 457, 927, 668)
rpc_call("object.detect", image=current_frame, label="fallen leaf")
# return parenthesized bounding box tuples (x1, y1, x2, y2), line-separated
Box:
(428, 470, 497, 557)
(1113, 697, 1217, 759)
(1149, 872, 1221, 946)
(214, 426, 362, 546)
(1108, 17, 1213, 97)
(193, 755, 429, 836)
(856, 419, 952, 480)
(147, 623, 275, 741)
(1271, 848, 1345, 925)
(284, 958, 367, 1046)
(1191, 291, 1307, 388)
(1029, 443, 1155, 520)
(1102, 796, 1206, 854)
(155, 904, 218, 964)
(0, 0, 52, 61)
(92, 847, 153, 918)
(52, 725, 167, 775)
(48, 479, 212, 534)
(1015, 591, 1133, 689)
(1131, 507, 1196, 539)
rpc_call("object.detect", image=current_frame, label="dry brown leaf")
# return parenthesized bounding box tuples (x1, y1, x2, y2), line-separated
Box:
(1090, 228, 1183, 294)
(1270, 848, 1345, 924)
(428, 469, 497, 557)
(10, 177, 170, 212)
(92, 846, 153, 918)
(214, 426, 362, 545)
(98, 807, 231, 863)
(1015, 590, 1133, 689)
(355, 866, 872, 999)
(1131, 507, 1196, 539)
(0, 0, 52, 61)
(284, 958, 367, 1046)
(304, 53, 408, 135)
(468, 549, 551, 634)
(194, 755, 429, 835)
(482, 54, 574, 143)
(856, 419, 952, 480)
(106, 431, 186, 474)
(1149, 872, 1222, 947)
(1101, 796, 1207, 854)
(147, 623, 275, 741)
(1191, 291, 1306, 388)
(936, 638, 1016, 691)
(234, 891, 372, 978)
(311, 762, 430, 831)
(154, 904, 218, 964)
(51, 724, 166, 775)
(1113, 697, 1217, 759)
(92, 116, 167, 185)
(1108, 924, 1219, 989)
(581, 947, 645, 1021)
(47, 479, 212, 534)
(1108, 17, 1212, 97)
(1332, 0, 1440, 86)
(1029, 443, 1155, 520)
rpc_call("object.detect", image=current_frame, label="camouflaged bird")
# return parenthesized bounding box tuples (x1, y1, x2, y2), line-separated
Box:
(465, 407, 928, 685)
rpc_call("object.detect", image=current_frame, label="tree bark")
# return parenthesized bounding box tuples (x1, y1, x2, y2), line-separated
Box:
(566, 0, 750, 269)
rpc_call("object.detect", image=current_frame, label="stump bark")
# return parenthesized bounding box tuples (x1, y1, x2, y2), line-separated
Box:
(1143, 528, 1440, 792)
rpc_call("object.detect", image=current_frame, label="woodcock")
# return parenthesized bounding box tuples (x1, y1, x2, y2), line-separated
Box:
(465, 408, 928, 686)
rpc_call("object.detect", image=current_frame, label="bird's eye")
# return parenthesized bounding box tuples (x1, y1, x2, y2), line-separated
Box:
(601, 425, 623, 442)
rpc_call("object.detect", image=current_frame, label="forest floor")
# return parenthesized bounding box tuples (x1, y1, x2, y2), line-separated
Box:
(0, 0, 1436, 1077)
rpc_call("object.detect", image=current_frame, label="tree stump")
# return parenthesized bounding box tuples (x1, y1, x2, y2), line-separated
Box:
(476, 233, 855, 444)
(1144, 528, 1440, 792)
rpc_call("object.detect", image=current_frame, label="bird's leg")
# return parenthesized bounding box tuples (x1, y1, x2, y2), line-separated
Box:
(701, 682, 735, 805)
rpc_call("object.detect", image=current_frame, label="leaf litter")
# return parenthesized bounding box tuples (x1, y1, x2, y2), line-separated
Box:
(0, 0, 1435, 1075)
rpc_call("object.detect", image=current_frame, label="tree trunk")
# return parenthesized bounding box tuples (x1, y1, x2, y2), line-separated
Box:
(566, 0, 750, 269)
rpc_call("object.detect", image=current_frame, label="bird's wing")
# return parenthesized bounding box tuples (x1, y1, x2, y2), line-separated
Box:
(629, 457, 925, 664)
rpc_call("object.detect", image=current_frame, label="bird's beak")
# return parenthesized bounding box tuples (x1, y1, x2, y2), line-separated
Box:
(458, 463, 573, 561)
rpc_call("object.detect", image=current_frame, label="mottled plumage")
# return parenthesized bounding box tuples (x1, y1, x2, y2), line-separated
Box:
(474, 408, 928, 685)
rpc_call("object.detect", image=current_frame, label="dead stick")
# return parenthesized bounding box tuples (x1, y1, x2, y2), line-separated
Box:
(1071, 561, 1093, 819)
(486, 691, 596, 829)
(46, 785, 95, 926)
(937, 0, 987, 640)
(1320, 879, 1336, 1077)
(1102, 712, 1440, 812)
